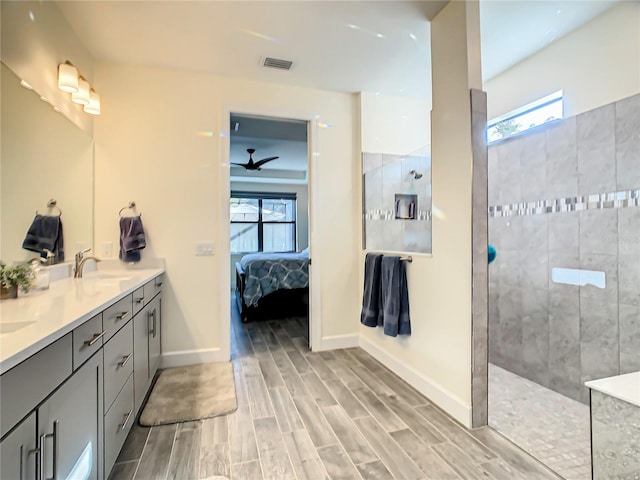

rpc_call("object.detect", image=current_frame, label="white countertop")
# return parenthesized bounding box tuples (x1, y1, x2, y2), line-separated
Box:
(0, 264, 164, 373)
(585, 371, 640, 407)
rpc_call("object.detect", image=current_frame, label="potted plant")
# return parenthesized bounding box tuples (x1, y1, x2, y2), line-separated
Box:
(0, 262, 34, 299)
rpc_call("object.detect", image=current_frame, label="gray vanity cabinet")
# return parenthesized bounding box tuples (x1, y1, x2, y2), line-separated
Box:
(38, 353, 103, 480)
(133, 285, 162, 415)
(0, 412, 36, 480)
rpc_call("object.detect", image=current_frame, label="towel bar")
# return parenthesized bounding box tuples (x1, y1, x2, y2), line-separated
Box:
(36, 199, 62, 216)
(119, 201, 140, 217)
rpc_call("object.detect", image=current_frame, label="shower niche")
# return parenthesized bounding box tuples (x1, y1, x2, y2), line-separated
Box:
(362, 147, 432, 253)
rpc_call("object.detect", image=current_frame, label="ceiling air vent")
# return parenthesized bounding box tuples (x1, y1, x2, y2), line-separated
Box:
(263, 57, 293, 70)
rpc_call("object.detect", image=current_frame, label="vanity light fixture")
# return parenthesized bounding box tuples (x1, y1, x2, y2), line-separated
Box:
(57, 60, 101, 115)
(71, 77, 91, 105)
(57, 61, 79, 93)
(84, 89, 101, 115)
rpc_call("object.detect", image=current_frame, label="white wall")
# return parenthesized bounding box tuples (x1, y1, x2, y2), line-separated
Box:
(93, 62, 360, 364)
(359, 1, 482, 427)
(484, 1, 640, 120)
(360, 92, 431, 154)
(1, 1, 95, 134)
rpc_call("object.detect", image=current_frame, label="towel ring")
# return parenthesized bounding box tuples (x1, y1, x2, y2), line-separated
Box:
(119, 201, 140, 217)
(36, 199, 62, 217)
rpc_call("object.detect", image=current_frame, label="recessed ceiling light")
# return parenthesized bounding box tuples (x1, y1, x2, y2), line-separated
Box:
(28, 10, 35, 21)
(39, 96, 48, 102)
(410, 33, 417, 41)
(53, 106, 61, 113)
(20, 80, 33, 89)
(347, 24, 360, 30)
(376, 33, 384, 39)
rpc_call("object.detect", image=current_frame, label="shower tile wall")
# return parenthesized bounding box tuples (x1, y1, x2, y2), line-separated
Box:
(488, 94, 640, 404)
(363, 152, 432, 253)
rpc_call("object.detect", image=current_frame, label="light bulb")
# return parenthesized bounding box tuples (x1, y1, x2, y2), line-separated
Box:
(84, 90, 101, 115)
(58, 63, 79, 93)
(71, 78, 91, 105)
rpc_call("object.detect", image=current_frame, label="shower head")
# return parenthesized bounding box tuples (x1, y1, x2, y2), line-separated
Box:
(409, 169, 423, 179)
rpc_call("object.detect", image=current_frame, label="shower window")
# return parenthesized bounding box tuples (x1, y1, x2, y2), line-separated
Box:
(487, 90, 563, 144)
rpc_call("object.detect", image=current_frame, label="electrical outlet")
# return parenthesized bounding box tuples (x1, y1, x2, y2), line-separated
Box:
(102, 241, 113, 258)
(195, 242, 215, 256)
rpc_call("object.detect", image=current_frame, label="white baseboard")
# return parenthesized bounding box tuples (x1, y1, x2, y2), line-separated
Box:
(160, 348, 227, 368)
(358, 336, 472, 428)
(316, 334, 359, 351)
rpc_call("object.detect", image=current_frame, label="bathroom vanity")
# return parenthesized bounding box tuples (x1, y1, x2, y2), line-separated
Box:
(0, 265, 164, 480)
(585, 372, 640, 479)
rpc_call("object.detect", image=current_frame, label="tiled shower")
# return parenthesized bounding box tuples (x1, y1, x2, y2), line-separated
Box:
(362, 147, 432, 254)
(487, 93, 640, 479)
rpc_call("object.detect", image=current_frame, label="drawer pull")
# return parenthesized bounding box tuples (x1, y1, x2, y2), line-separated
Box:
(119, 409, 133, 431)
(155, 280, 163, 287)
(136, 297, 145, 304)
(84, 330, 106, 346)
(118, 353, 133, 368)
(115, 311, 130, 321)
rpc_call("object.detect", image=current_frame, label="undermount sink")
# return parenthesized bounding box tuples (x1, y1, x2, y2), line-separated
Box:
(0, 321, 36, 334)
(82, 272, 133, 282)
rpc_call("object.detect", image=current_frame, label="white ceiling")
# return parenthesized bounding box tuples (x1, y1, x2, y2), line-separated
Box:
(58, 0, 618, 98)
(55, 0, 619, 181)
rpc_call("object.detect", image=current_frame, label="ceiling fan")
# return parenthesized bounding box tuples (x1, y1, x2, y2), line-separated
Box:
(232, 148, 279, 171)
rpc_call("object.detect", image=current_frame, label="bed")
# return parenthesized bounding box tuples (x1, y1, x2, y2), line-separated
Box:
(235, 249, 310, 322)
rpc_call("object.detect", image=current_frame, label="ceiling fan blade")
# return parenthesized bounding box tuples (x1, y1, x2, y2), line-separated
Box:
(230, 162, 248, 168)
(253, 156, 279, 168)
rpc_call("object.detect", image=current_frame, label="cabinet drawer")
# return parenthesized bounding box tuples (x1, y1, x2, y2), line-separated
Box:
(103, 294, 133, 341)
(73, 313, 104, 370)
(0, 334, 72, 438)
(132, 286, 146, 315)
(104, 322, 133, 412)
(104, 373, 134, 477)
(143, 274, 164, 301)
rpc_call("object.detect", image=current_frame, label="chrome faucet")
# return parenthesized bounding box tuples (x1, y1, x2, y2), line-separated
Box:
(74, 248, 102, 278)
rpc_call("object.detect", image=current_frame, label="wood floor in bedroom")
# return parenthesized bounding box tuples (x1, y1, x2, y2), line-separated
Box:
(108, 298, 562, 480)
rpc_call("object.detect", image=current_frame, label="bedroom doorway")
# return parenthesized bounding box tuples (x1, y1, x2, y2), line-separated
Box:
(227, 113, 312, 352)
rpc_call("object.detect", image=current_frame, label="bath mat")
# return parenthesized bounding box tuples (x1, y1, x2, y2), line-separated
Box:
(139, 362, 237, 426)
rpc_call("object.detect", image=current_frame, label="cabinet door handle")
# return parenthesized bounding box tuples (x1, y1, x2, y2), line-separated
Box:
(119, 409, 133, 430)
(116, 311, 130, 321)
(84, 330, 106, 346)
(40, 420, 58, 480)
(136, 296, 145, 304)
(148, 308, 157, 338)
(118, 353, 133, 368)
(26, 444, 41, 480)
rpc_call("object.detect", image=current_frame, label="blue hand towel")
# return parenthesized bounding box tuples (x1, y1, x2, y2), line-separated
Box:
(380, 256, 411, 337)
(119, 216, 146, 263)
(360, 253, 383, 327)
(22, 214, 64, 262)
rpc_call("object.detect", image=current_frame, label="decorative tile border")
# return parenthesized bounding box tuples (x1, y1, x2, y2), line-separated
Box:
(364, 209, 432, 221)
(489, 189, 640, 218)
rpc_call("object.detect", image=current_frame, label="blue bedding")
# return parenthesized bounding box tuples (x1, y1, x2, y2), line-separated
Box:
(241, 250, 310, 307)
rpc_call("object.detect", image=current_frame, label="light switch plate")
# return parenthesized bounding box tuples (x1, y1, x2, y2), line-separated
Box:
(195, 242, 215, 256)
(102, 241, 113, 258)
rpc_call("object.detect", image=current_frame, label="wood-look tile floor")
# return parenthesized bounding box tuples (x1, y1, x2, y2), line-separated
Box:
(109, 299, 564, 480)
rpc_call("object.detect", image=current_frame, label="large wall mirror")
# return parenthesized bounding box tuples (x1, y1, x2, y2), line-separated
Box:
(1, 63, 93, 264)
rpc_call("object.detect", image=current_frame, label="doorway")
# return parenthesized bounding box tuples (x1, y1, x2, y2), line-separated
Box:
(224, 112, 314, 354)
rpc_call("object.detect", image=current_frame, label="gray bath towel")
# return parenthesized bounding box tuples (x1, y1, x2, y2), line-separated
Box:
(361, 253, 383, 327)
(380, 256, 411, 337)
(119, 216, 146, 262)
(22, 214, 64, 262)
